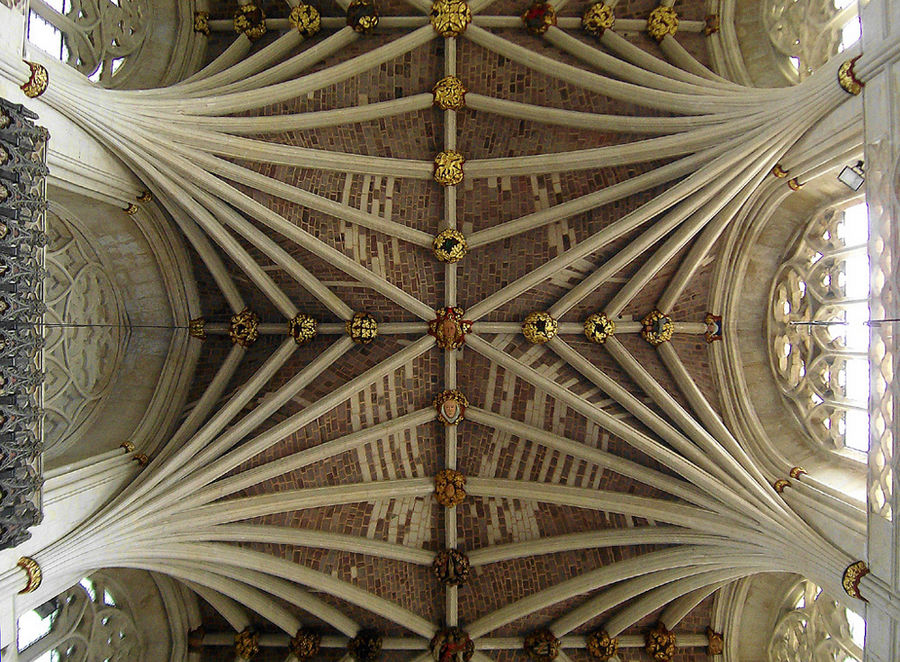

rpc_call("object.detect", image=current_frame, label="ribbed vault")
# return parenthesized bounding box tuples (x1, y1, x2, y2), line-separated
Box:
(4, 0, 895, 661)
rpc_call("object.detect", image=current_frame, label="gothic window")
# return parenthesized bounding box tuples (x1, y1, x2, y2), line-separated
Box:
(16, 574, 142, 662)
(764, 0, 861, 81)
(767, 579, 865, 662)
(769, 201, 869, 455)
(26, 0, 149, 84)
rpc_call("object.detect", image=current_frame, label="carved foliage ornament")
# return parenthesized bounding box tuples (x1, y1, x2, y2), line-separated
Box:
(234, 4, 267, 40)
(434, 389, 468, 425)
(17, 555, 41, 593)
(433, 228, 468, 262)
(772, 163, 790, 178)
(429, 306, 473, 350)
(434, 150, 465, 186)
(189, 317, 207, 340)
(346, 312, 378, 344)
(789, 466, 807, 479)
(20, 62, 48, 99)
(646, 6, 678, 42)
(435, 469, 466, 507)
(289, 313, 318, 345)
(522, 2, 557, 34)
(706, 627, 724, 655)
(235, 628, 260, 660)
(838, 56, 864, 95)
(773, 478, 790, 493)
(582, 3, 614, 38)
(523, 311, 558, 344)
(842, 560, 869, 601)
(290, 628, 322, 660)
(290, 4, 322, 37)
(645, 622, 676, 662)
(348, 629, 383, 662)
(433, 75, 467, 110)
(347, 0, 379, 33)
(641, 309, 674, 346)
(193, 10, 210, 35)
(433, 548, 470, 585)
(430, 627, 474, 662)
(584, 312, 615, 344)
(585, 630, 618, 661)
(431, 0, 472, 37)
(524, 630, 560, 662)
(229, 308, 259, 347)
(703, 13, 720, 35)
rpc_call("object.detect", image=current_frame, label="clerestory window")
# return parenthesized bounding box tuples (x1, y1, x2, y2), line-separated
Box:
(769, 201, 870, 456)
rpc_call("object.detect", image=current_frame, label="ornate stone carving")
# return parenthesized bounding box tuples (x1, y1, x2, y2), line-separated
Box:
(435, 469, 466, 507)
(433, 228, 468, 262)
(704, 14, 720, 35)
(434, 389, 468, 425)
(433, 548, 470, 585)
(523, 311, 558, 344)
(290, 4, 321, 37)
(773, 478, 790, 493)
(585, 629, 618, 660)
(434, 150, 465, 186)
(123, 203, 139, 215)
(430, 627, 474, 662)
(347, 0, 379, 33)
(193, 10, 210, 35)
(641, 309, 674, 346)
(234, 4, 267, 40)
(771, 163, 790, 178)
(788, 177, 804, 191)
(584, 312, 615, 344)
(44, 208, 127, 455)
(133, 453, 149, 467)
(289, 313, 318, 345)
(235, 628, 260, 660)
(346, 312, 378, 344)
(136, 190, 153, 203)
(644, 622, 676, 661)
(646, 7, 678, 42)
(706, 627, 724, 655)
(119, 441, 135, 453)
(842, 560, 869, 600)
(20, 62, 48, 98)
(290, 628, 321, 660)
(189, 317, 207, 340)
(838, 56, 864, 95)
(433, 76, 467, 110)
(522, 2, 557, 34)
(524, 630, 560, 662)
(789, 466, 807, 479)
(17, 556, 41, 593)
(582, 3, 614, 38)
(429, 306, 473, 350)
(348, 630, 382, 662)
(229, 309, 259, 347)
(704, 313, 723, 343)
(431, 0, 471, 37)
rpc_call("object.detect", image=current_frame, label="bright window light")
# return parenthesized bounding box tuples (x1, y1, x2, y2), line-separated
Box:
(847, 608, 866, 646)
(841, 18, 862, 50)
(17, 609, 55, 651)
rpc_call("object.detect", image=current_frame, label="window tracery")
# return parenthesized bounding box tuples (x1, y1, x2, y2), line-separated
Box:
(762, 0, 860, 81)
(767, 579, 864, 662)
(769, 201, 870, 454)
(17, 574, 142, 662)
(26, 0, 150, 84)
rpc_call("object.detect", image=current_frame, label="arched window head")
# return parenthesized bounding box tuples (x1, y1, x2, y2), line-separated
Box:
(767, 578, 865, 662)
(769, 201, 869, 456)
(763, 0, 861, 81)
(17, 572, 142, 662)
